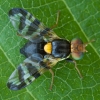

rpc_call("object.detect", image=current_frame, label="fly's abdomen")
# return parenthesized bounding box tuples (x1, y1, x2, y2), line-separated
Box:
(20, 41, 46, 57)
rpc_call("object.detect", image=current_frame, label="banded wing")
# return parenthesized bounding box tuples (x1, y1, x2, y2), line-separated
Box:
(9, 8, 59, 42)
(7, 53, 48, 90)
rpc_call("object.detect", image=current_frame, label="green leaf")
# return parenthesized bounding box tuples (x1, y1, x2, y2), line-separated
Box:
(0, 0, 100, 100)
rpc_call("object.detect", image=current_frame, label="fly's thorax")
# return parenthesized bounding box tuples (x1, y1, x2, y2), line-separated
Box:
(44, 39, 71, 58)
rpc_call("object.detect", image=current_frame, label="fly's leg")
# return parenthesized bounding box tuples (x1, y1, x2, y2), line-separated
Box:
(66, 58, 83, 78)
(49, 69, 54, 90)
(50, 11, 60, 30)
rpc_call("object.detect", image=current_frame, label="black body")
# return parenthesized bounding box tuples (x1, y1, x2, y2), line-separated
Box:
(20, 39, 71, 58)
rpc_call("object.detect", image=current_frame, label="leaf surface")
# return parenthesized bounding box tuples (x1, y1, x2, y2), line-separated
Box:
(0, 0, 100, 100)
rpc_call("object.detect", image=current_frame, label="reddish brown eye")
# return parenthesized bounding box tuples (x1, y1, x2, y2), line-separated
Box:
(71, 38, 83, 44)
(71, 52, 84, 60)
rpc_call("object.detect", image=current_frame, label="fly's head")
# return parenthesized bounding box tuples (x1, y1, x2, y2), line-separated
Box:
(71, 38, 95, 60)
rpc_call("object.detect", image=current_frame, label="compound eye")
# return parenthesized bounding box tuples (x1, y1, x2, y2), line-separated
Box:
(71, 38, 83, 44)
(71, 52, 84, 60)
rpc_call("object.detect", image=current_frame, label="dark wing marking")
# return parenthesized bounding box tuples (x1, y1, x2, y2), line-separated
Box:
(9, 8, 50, 41)
(9, 8, 60, 42)
(7, 53, 48, 90)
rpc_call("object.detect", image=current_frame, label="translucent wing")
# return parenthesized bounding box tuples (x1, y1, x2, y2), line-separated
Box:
(7, 53, 49, 90)
(9, 8, 60, 42)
